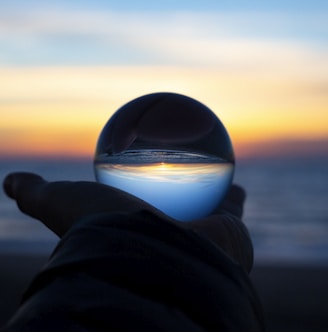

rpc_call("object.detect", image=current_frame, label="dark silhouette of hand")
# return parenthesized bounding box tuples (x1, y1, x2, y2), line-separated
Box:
(3, 172, 253, 271)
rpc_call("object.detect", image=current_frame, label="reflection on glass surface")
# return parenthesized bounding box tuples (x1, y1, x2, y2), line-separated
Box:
(95, 150, 234, 221)
(94, 92, 235, 221)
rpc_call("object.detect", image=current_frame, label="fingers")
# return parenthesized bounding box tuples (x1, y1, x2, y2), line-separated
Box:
(3, 172, 162, 237)
(3, 172, 72, 236)
(3, 172, 44, 199)
(184, 184, 253, 272)
(3, 172, 47, 219)
(214, 184, 246, 218)
(225, 184, 246, 206)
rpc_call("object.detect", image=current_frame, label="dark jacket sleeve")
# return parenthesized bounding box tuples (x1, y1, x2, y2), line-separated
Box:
(2, 211, 265, 332)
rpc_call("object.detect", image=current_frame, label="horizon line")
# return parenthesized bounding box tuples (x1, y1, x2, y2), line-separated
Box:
(1, 137, 327, 162)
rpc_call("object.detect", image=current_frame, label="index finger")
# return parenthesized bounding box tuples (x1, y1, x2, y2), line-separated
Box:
(3, 172, 167, 237)
(3, 172, 47, 218)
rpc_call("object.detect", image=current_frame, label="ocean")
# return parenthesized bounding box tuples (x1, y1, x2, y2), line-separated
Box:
(0, 156, 327, 265)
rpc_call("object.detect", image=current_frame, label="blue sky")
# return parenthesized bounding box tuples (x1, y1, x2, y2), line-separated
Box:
(0, 0, 327, 158)
(0, 0, 327, 66)
(3, 0, 328, 11)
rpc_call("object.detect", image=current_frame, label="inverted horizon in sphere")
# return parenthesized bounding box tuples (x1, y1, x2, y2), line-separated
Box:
(95, 161, 234, 221)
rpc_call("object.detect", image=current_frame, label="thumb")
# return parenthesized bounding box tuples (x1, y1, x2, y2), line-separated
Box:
(216, 184, 246, 218)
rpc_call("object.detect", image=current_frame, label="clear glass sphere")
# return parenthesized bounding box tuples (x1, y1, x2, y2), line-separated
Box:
(94, 92, 235, 221)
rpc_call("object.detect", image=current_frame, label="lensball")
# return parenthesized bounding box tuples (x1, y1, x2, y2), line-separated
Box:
(94, 92, 235, 221)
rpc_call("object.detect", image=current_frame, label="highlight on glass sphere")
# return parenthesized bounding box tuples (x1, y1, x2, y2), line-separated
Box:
(94, 92, 235, 221)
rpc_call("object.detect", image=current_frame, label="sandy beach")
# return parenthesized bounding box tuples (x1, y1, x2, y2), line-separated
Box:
(0, 253, 327, 331)
(251, 263, 328, 332)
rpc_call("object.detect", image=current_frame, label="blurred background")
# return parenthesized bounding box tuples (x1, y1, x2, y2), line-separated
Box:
(0, 0, 327, 330)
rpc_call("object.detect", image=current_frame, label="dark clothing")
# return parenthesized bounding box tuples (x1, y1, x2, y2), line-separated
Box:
(2, 211, 265, 331)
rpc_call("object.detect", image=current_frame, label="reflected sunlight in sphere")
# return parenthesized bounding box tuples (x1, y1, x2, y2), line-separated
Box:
(94, 92, 235, 221)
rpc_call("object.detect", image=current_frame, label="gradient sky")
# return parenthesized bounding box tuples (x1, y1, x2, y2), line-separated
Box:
(0, 0, 327, 158)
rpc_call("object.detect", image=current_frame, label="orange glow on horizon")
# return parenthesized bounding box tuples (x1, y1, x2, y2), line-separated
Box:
(1, 66, 327, 159)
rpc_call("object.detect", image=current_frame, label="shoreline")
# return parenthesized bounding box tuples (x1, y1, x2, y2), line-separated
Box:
(251, 263, 328, 332)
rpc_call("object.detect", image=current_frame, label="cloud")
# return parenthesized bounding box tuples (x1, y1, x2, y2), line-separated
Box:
(0, 7, 327, 70)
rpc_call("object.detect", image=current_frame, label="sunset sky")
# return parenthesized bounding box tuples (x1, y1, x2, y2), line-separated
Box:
(1, 0, 327, 159)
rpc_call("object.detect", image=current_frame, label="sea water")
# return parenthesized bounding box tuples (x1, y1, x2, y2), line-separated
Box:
(1, 156, 328, 264)
(94, 150, 234, 221)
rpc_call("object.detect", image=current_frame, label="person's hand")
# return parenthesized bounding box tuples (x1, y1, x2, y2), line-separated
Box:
(3, 172, 165, 237)
(3, 172, 253, 271)
(187, 185, 253, 271)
